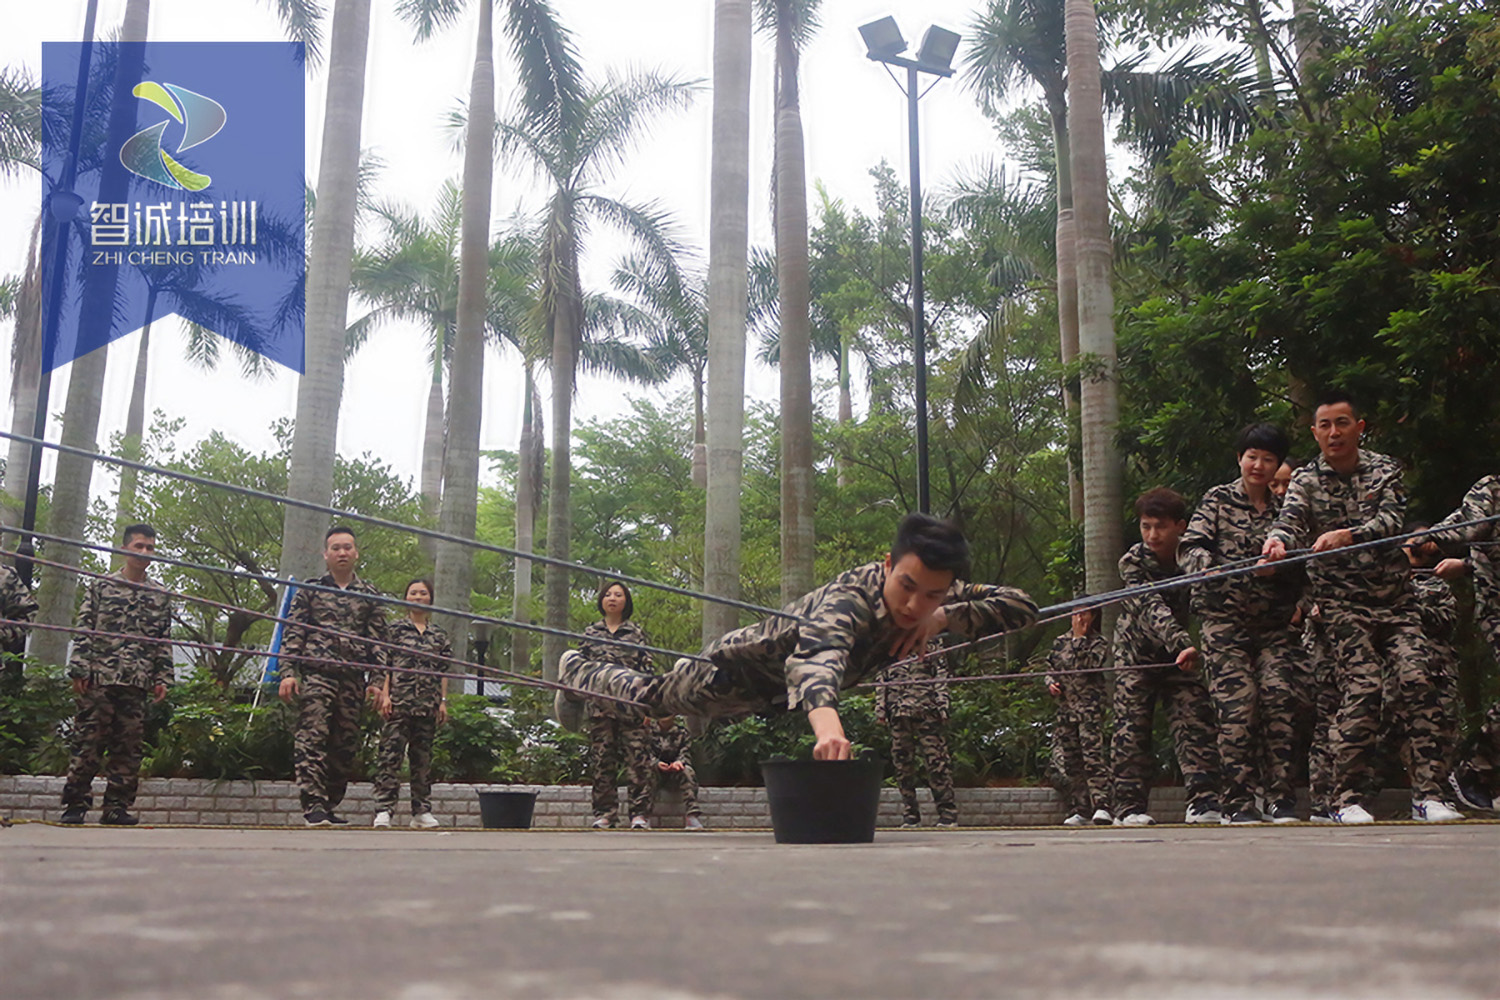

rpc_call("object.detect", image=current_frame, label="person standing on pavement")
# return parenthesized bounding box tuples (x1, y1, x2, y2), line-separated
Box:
(580, 581, 656, 830)
(877, 638, 959, 828)
(372, 578, 452, 830)
(1046, 607, 1112, 826)
(279, 526, 389, 828)
(59, 524, 172, 825)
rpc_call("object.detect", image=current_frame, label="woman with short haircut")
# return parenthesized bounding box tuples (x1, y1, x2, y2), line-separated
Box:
(372, 578, 452, 829)
(580, 581, 656, 829)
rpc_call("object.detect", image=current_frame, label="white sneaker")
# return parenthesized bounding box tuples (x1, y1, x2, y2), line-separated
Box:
(684, 815, 705, 831)
(1184, 802, 1223, 825)
(1062, 813, 1086, 827)
(1091, 808, 1113, 826)
(629, 816, 650, 830)
(1334, 803, 1376, 825)
(410, 812, 440, 829)
(372, 810, 392, 829)
(1115, 811, 1155, 826)
(1411, 799, 1463, 823)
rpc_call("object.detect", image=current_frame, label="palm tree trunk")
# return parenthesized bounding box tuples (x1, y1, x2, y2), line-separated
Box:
(703, 0, 752, 644)
(1048, 96, 1085, 524)
(512, 364, 540, 676)
(774, 7, 815, 603)
(690, 364, 706, 489)
(33, 0, 150, 668)
(835, 333, 851, 488)
(418, 326, 446, 562)
(112, 286, 158, 545)
(3, 213, 44, 537)
(1064, 0, 1123, 601)
(433, 0, 494, 656)
(541, 228, 582, 683)
(277, 0, 370, 582)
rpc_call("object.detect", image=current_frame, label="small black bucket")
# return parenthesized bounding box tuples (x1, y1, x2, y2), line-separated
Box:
(760, 757, 884, 844)
(477, 790, 537, 829)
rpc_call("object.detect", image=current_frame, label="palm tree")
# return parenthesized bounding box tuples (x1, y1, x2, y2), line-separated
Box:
(493, 69, 696, 680)
(704, 0, 753, 645)
(278, 0, 372, 582)
(755, 0, 820, 602)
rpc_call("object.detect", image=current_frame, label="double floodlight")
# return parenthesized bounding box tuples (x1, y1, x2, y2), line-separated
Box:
(858, 16, 961, 76)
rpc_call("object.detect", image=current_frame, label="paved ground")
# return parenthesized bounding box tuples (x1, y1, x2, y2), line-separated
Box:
(2, 821, 1497, 1000)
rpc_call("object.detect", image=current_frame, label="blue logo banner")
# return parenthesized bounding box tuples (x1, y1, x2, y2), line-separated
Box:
(42, 41, 306, 373)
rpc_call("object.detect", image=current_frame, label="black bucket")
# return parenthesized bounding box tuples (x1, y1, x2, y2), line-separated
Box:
(477, 790, 537, 829)
(760, 757, 884, 844)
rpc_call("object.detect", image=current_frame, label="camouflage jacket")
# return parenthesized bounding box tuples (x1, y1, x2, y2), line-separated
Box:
(874, 640, 951, 722)
(0, 563, 38, 650)
(1115, 543, 1193, 666)
(579, 618, 654, 720)
(1179, 478, 1301, 626)
(1044, 633, 1110, 702)
(705, 561, 1037, 713)
(1409, 574, 1457, 646)
(281, 574, 388, 680)
(1430, 475, 1499, 617)
(67, 572, 172, 689)
(1267, 451, 1414, 622)
(386, 618, 452, 716)
(653, 719, 694, 766)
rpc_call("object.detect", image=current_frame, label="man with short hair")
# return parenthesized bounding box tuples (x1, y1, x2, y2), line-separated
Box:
(554, 513, 1038, 761)
(59, 524, 172, 825)
(877, 638, 959, 828)
(279, 526, 389, 827)
(1111, 488, 1223, 826)
(1262, 391, 1460, 823)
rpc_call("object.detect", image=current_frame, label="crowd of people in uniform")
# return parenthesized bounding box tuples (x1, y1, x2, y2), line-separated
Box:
(5, 389, 1495, 831)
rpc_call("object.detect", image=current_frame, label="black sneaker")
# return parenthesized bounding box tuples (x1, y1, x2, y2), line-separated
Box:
(1448, 770, 1494, 812)
(326, 812, 350, 826)
(100, 808, 139, 826)
(1226, 809, 1262, 825)
(1267, 800, 1300, 824)
(304, 809, 331, 828)
(59, 805, 87, 825)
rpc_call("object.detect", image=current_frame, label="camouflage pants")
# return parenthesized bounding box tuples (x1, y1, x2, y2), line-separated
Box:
(888, 715, 956, 823)
(1382, 643, 1460, 787)
(61, 684, 148, 811)
(1049, 674, 1111, 817)
(293, 671, 367, 814)
(565, 653, 763, 721)
(1296, 630, 1340, 814)
(1202, 619, 1302, 813)
(373, 711, 438, 814)
(1325, 617, 1445, 806)
(588, 714, 654, 822)
(655, 761, 702, 817)
(1111, 664, 1220, 816)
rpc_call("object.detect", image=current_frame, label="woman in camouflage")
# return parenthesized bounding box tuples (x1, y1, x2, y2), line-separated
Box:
(372, 579, 452, 829)
(581, 581, 656, 829)
(1046, 608, 1113, 826)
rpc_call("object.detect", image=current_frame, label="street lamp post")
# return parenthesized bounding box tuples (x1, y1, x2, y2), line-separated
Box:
(858, 17, 961, 516)
(470, 619, 492, 699)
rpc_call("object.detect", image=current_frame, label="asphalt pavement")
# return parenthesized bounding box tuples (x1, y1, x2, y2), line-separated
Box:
(2, 821, 1497, 999)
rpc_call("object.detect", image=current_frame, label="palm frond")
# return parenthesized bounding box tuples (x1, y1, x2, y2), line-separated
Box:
(261, 0, 326, 67)
(393, 0, 466, 42)
(502, 0, 587, 127)
(572, 71, 701, 182)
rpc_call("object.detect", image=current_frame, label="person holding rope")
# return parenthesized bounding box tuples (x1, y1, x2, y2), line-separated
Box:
(1110, 489, 1224, 826)
(59, 524, 171, 826)
(579, 581, 656, 830)
(1045, 607, 1112, 826)
(279, 526, 389, 828)
(553, 514, 1038, 761)
(0, 554, 38, 684)
(1178, 423, 1304, 824)
(372, 578, 452, 830)
(1261, 391, 1460, 823)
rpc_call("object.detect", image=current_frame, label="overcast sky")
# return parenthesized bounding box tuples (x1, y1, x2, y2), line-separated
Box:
(2, 0, 1009, 494)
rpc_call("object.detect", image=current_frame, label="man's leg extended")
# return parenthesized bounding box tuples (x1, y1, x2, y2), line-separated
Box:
(558, 653, 747, 728)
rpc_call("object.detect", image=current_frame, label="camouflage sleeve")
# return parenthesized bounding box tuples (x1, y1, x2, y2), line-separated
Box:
(365, 592, 389, 673)
(1178, 492, 1219, 574)
(67, 580, 98, 680)
(0, 568, 37, 649)
(784, 585, 877, 712)
(1118, 555, 1192, 654)
(280, 587, 312, 679)
(940, 583, 1039, 641)
(438, 628, 454, 674)
(152, 593, 173, 688)
(1423, 582, 1459, 640)
(632, 624, 655, 674)
(1269, 472, 1315, 549)
(1347, 464, 1406, 544)
(1430, 477, 1498, 547)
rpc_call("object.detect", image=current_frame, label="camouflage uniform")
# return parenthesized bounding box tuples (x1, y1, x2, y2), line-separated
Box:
(580, 619, 655, 823)
(1393, 575, 1461, 783)
(372, 618, 451, 816)
(1429, 476, 1500, 784)
(1299, 605, 1340, 815)
(0, 561, 37, 650)
(876, 642, 957, 825)
(1110, 543, 1222, 818)
(1045, 633, 1111, 818)
(562, 561, 1037, 727)
(61, 573, 172, 813)
(1267, 451, 1446, 807)
(1179, 479, 1304, 815)
(650, 718, 702, 818)
(282, 574, 387, 815)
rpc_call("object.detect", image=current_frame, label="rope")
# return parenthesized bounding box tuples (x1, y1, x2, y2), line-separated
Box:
(0, 429, 798, 622)
(865, 661, 1178, 689)
(0, 526, 711, 667)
